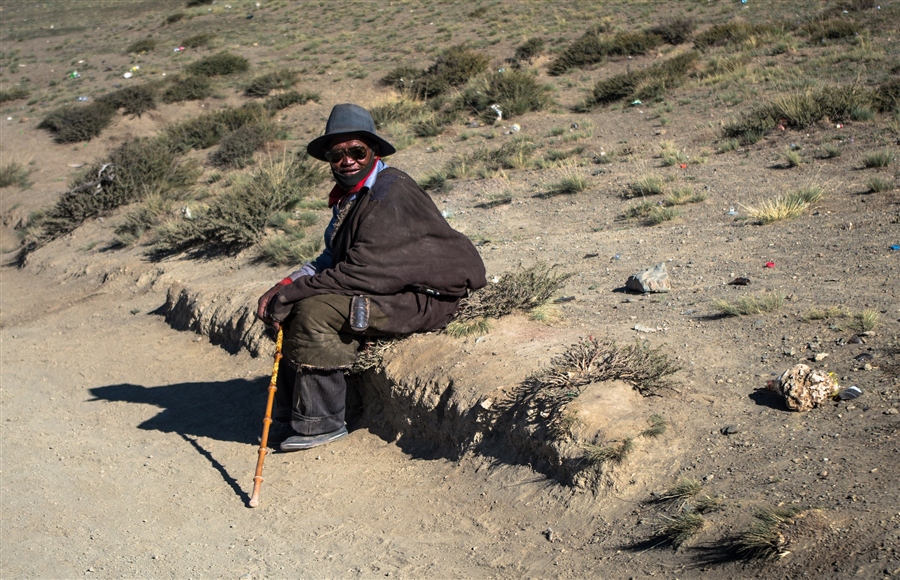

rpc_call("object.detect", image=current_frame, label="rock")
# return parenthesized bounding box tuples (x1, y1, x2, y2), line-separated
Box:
(721, 425, 739, 435)
(813, 352, 829, 362)
(767, 364, 839, 412)
(633, 323, 660, 333)
(625, 262, 671, 293)
(728, 277, 751, 285)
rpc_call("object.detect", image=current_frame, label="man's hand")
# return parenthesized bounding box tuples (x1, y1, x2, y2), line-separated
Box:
(257, 281, 289, 330)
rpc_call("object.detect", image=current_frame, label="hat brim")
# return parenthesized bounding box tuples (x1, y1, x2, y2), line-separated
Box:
(307, 130, 396, 161)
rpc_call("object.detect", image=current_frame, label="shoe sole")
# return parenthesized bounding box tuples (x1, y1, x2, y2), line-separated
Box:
(280, 427, 348, 451)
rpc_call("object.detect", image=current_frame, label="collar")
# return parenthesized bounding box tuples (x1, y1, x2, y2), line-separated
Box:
(327, 158, 385, 208)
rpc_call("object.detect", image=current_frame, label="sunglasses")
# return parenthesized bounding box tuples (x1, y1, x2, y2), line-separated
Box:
(324, 146, 369, 164)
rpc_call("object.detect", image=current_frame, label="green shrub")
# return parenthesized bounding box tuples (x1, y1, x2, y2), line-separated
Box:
(0, 162, 31, 189)
(0, 86, 29, 103)
(38, 102, 117, 143)
(872, 78, 900, 113)
(244, 69, 299, 97)
(380, 66, 421, 91)
(166, 102, 268, 152)
(98, 83, 158, 117)
(370, 98, 426, 128)
(407, 46, 490, 99)
(694, 22, 777, 49)
(126, 38, 156, 54)
(161, 75, 212, 103)
(208, 122, 273, 168)
(152, 151, 327, 256)
(514, 37, 545, 62)
(804, 18, 860, 42)
(185, 52, 249, 77)
(866, 176, 894, 192)
(20, 137, 199, 256)
(547, 31, 608, 76)
(583, 51, 698, 109)
(263, 90, 319, 112)
(257, 230, 322, 266)
(182, 33, 214, 48)
(863, 148, 895, 168)
(165, 13, 185, 25)
(648, 19, 695, 45)
(458, 70, 551, 123)
(186, 0, 214, 6)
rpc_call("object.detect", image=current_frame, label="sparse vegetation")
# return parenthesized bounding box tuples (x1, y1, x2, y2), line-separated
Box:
(182, 33, 214, 49)
(185, 52, 250, 77)
(713, 293, 786, 316)
(583, 438, 634, 466)
(0, 162, 31, 189)
(161, 75, 213, 103)
(583, 51, 699, 109)
(458, 70, 551, 123)
(126, 38, 156, 54)
(863, 148, 895, 168)
(866, 176, 894, 192)
(641, 414, 668, 438)
(38, 102, 117, 143)
(387, 45, 490, 100)
(0, 86, 29, 103)
(743, 186, 823, 224)
(99, 83, 158, 117)
(735, 507, 803, 560)
(856, 309, 879, 332)
(244, 69, 299, 98)
(658, 512, 705, 548)
(152, 151, 326, 256)
(626, 175, 665, 198)
(208, 122, 273, 168)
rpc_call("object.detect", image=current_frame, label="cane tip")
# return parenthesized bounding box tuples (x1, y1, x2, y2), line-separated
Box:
(249, 496, 260, 508)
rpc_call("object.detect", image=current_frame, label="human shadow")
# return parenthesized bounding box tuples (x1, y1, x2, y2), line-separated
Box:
(89, 377, 270, 505)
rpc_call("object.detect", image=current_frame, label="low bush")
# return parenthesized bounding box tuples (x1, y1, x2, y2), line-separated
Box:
(0, 86, 29, 103)
(379, 66, 421, 92)
(714, 293, 785, 316)
(185, 52, 249, 77)
(872, 78, 900, 113)
(38, 102, 116, 143)
(99, 83, 158, 117)
(126, 38, 156, 54)
(648, 18, 695, 45)
(186, 0, 214, 6)
(152, 151, 327, 256)
(583, 51, 698, 108)
(161, 75, 213, 103)
(804, 18, 860, 42)
(694, 22, 777, 49)
(514, 37, 545, 63)
(735, 507, 803, 560)
(182, 33, 214, 48)
(263, 90, 319, 112)
(244, 69, 299, 97)
(549, 28, 675, 76)
(19, 137, 199, 258)
(0, 162, 31, 189)
(863, 148, 895, 168)
(458, 70, 551, 123)
(208, 122, 273, 168)
(166, 102, 268, 152)
(257, 228, 322, 266)
(165, 12, 185, 25)
(369, 98, 426, 129)
(407, 46, 490, 99)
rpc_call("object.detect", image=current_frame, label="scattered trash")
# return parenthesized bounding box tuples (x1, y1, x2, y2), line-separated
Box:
(631, 99, 642, 106)
(835, 123, 843, 129)
(76, 96, 88, 102)
(890, 244, 900, 251)
(130, 66, 140, 72)
(490, 104, 502, 122)
(123, 72, 133, 79)
(626, 262, 671, 293)
(68, 71, 81, 79)
(679, 163, 687, 169)
(612, 253, 621, 261)
(509, 124, 520, 133)
(247, 13, 254, 19)
(728, 277, 751, 286)
(583, 253, 599, 259)
(767, 364, 839, 412)
(727, 207, 738, 216)
(571, 123, 578, 129)
(633, 323, 662, 333)
(836, 386, 863, 401)
(764, 261, 775, 268)
(174, 46, 186, 52)
(497, 67, 506, 73)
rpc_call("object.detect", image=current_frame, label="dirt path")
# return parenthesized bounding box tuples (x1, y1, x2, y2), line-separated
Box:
(0, 268, 621, 579)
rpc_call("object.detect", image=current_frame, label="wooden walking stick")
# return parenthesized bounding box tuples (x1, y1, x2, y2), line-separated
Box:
(249, 328, 284, 508)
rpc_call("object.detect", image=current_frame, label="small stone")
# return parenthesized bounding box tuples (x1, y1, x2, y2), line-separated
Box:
(813, 352, 829, 362)
(721, 425, 739, 435)
(849, 335, 864, 344)
(820, 470, 828, 477)
(885, 408, 899, 415)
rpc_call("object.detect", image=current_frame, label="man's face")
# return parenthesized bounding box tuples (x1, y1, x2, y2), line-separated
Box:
(325, 135, 374, 177)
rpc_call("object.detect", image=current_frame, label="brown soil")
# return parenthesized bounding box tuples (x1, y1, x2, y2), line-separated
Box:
(2, 1, 900, 578)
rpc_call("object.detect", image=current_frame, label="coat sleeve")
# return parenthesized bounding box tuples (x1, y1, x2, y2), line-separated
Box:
(277, 174, 486, 305)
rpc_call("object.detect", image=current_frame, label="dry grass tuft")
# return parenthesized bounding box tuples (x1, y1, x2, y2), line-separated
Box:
(455, 264, 572, 322)
(742, 185, 823, 224)
(735, 507, 803, 560)
(658, 512, 706, 548)
(714, 293, 785, 316)
(583, 438, 634, 466)
(641, 414, 668, 438)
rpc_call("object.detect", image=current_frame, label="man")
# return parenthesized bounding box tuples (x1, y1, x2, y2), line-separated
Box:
(256, 103, 487, 451)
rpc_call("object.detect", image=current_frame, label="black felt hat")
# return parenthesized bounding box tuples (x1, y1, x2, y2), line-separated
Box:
(307, 103, 396, 161)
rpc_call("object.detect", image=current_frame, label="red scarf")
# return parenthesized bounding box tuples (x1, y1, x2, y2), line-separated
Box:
(327, 157, 380, 208)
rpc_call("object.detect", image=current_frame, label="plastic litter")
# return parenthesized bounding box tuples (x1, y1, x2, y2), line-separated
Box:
(890, 244, 900, 251)
(68, 71, 81, 79)
(490, 104, 502, 122)
(764, 261, 775, 268)
(174, 46, 185, 52)
(836, 386, 863, 401)
(76, 96, 88, 102)
(727, 207, 738, 216)
(631, 100, 642, 106)
(123, 72, 133, 79)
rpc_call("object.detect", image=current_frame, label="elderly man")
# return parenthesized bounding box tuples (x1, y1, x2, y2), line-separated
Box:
(257, 103, 486, 451)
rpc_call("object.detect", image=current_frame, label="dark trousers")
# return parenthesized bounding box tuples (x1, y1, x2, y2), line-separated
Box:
(274, 362, 346, 435)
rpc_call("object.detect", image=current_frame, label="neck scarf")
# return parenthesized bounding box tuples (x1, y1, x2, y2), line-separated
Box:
(328, 156, 380, 207)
